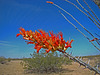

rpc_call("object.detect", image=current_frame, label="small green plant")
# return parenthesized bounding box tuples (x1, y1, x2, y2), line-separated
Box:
(0, 56, 6, 64)
(21, 52, 72, 74)
(7, 58, 11, 62)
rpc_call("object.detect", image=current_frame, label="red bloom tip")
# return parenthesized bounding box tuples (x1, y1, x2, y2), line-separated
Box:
(46, 47, 52, 53)
(49, 31, 54, 37)
(59, 32, 63, 38)
(16, 33, 20, 37)
(46, 1, 54, 4)
(26, 41, 35, 44)
(46, 50, 49, 53)
(71, 39, 74, 43)
(36, 46, 43, 53)
(65, 39, 74, 48)
(89, 38, 98, 42)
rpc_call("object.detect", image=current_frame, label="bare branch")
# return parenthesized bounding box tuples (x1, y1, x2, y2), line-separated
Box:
(61, 51, 100, 74)
(76, 0, 100, 26)
(65, 0, 100, 29)
(83, 0, 100, 23)
(59, 11, 100, 51)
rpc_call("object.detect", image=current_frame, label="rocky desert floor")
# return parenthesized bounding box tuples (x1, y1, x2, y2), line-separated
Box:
(0, 56, 100, 75)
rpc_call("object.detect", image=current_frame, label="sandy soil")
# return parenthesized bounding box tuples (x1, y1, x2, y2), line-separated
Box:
(0, 58, 100, 75)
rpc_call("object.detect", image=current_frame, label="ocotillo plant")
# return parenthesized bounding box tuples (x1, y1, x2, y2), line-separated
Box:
(46, 0, 100, 74)
(46, 0, 100, 51)
(16, 27, 100, 74)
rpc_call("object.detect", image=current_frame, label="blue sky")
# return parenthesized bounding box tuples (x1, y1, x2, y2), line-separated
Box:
(0, 0, 100, 58)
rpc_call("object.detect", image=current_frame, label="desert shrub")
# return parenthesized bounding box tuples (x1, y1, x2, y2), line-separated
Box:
(7, 58, 11, 62)
(0, 56, 6, 64)
(59, 54, 72, 65)
(63, 57, 72, 65)
(21, 52, 72, 74)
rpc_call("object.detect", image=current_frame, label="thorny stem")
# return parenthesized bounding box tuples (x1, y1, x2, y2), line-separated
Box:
(65, 0, 100, 29)
(76, 0, 100, 27)
(95, 33, 100, 38)
(59, 11, 100, 51)
(52, 3, 100, 46)
(58, 49, 100, 74)
(83, 0, 100, 23)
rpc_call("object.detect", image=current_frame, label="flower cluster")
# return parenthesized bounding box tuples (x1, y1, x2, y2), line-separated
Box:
(16, 27, 74, 53)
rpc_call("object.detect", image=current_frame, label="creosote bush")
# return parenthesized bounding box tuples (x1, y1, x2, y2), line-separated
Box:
(21, 51, 72, 74)
(7, 58, 11, 62)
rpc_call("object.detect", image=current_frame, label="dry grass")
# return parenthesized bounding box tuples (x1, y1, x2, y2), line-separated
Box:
(0, 56, 100, 75)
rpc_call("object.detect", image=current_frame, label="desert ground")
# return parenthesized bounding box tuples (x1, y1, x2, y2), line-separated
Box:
(0, 56, 100, 75)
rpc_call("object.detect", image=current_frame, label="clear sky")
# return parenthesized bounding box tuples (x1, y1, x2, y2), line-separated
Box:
(0, 0, 100, 58)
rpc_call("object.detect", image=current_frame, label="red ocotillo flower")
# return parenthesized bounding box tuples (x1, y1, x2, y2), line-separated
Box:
(46, 1, 54, 4)
(16, 27, 73, 53)
(89, 38, 98, 42)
